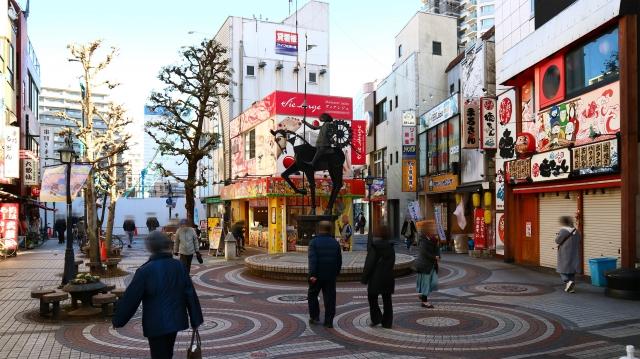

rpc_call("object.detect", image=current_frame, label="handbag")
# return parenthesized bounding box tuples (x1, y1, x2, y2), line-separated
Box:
(196, 252, 203, 264)
(187, 329, 202, 359)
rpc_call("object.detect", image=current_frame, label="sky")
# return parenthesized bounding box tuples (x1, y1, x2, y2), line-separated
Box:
(27, 0, 422, 122)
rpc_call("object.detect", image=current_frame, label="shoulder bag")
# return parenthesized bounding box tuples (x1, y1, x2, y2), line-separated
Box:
(557, 228, 577, 248)
(187, 328, 202, 358)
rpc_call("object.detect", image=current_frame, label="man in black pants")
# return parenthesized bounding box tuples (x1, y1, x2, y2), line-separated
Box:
(307, 221, 342, 328)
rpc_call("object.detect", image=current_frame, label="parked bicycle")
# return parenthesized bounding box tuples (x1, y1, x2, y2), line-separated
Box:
(0, 238, 18, 259)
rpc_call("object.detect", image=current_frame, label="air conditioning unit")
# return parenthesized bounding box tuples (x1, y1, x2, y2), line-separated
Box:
(319, 68, 327, 75)
(293, 65, 300, 73)
(538, 54, 565, 109)
(276, 62, 284, 70)
(258, 61, 266, 68)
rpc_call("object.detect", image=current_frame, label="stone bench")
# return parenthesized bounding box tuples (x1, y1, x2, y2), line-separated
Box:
(42, 292, 69, 319)
(92, 293, 117, 316)
(111, 248, 122, 257)
(74, 259, 83, 273)
(85, 262, 104, 274)
(105, 258, 122, 276)
(31, 288, 55, 316)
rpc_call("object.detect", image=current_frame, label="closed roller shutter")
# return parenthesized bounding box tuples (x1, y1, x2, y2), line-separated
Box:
(583, 188, 621, 276)
(538, 193, 577, 269)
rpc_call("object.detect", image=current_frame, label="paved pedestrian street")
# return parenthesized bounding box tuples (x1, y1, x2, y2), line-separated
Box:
(0, 239, 638, 359)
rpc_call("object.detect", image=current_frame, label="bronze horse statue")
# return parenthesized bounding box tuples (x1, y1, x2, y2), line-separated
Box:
(270, 117, 351, 215)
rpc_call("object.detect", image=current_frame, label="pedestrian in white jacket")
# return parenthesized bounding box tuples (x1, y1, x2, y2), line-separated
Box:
(173, 219, 200, 274)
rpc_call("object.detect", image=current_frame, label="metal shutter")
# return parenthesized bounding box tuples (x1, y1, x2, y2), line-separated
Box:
(582, 188, 621, 276)
(538, 193, 577, 269)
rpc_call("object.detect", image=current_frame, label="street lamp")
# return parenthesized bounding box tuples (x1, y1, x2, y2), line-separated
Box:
(364, 169, 375, 246)
(59, 133, 77, 285)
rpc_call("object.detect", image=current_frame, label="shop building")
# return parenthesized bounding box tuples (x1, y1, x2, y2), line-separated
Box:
(495, 0, 639, 271)
(220, 90, 365, 253)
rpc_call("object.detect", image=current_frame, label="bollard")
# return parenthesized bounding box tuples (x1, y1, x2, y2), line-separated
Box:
(225, 236, 237, 260)
(620, 345, 638, 359)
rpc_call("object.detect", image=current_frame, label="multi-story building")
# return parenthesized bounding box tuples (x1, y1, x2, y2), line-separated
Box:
(201, 0, 330, 217)
(368, 11, 458, 238)
(495, 0, 639, 272)
(459, 0, 495, 48)
(0, 0, 41, 244)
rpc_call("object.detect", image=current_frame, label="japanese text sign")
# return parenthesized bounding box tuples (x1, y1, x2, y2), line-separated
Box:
(402, 159, 417, 192)
(480, 97, 497, 149)
(462, 98, 480, 149)
(275, 31, 298, 56)
(530, 148, 571, 182)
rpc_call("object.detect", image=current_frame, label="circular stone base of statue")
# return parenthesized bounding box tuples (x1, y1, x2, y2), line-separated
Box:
(244, 252, 414, 282)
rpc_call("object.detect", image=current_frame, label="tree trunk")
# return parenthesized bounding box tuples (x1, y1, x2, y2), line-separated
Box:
(185, 163, 197, 226)
(105, 201, 116, 258)
(85, 175, 100, 265)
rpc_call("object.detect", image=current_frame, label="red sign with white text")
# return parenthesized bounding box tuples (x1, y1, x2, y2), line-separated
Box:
(268, 91, 353, 119)
(0, 203, 19, 244)
(351, 120, 366, 165)
(474, 208, 486, 249)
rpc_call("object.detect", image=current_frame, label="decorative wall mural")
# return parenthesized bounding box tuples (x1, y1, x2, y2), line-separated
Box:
(535, 81, 620, 152)
(521, 81, 536, 134)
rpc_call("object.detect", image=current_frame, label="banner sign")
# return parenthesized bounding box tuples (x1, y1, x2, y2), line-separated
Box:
(23, 158, 39, 186)
(462, 98, 480, 149)
(221, 177, 365, 200)
(571, 137, 619, 177)
(505, 158, 531, 184)
(427, 173, 459, 193)
(275, 31, 298, 56)
(474, 208, 486, 249)
(407, 200, 422, 221)
(270, 91, 353, 119)
(495, 159, 506, 211)
(497, 89, 517, 160)
(351, 120, 367, 165)
(480, 97, 497, 149)
(495, 212, 505, 255)
(530, 148, 571, 183)
(0, 203, 19, 243)
(2, 126, 19, 178)
(434, 204, 447, 241)
(419, 93, 459, 131)
(402, 127, 416, 146)
(368, 178, 386, 201)
(39, 164, 92, 202)
(402, 110, 417, 126)
(402, 159, 417, 192)
(402, 145, 416, 158)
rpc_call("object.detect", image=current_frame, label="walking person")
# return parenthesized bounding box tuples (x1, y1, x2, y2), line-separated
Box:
(232, 221, 245, 255)
(123, 217, 136, 248)
(415, 224, 440, 308)
(338, 214, 353, 251)
(401, 217, 417, 252)
(361, 225, 395, 328)
(308, 221, 342, 328)
(356, 212, 366, 234)
(173, 219, 200, 274)
(556, 216, 581, 293)
(54, 218, 66, 244)
(146, 216, 160, 233)
(113, 231, 203, 359)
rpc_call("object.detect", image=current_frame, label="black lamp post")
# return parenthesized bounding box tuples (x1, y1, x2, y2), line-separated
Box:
(365, 169, 375, 245)
(59, 133, 77, 285)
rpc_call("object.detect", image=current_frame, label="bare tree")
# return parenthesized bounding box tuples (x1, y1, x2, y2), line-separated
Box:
(146, 38, 230, 225)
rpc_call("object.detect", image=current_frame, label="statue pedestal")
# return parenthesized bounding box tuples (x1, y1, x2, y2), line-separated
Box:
(296, 215, 338, 247)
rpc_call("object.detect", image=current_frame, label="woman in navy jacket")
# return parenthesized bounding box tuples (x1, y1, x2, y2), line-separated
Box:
(113, 231, 203, 359)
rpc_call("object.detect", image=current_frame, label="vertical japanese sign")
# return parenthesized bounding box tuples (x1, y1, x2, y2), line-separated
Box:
(497, 89, 517, 160)
(275, 31, 298, 56)
(495, 212, 505, 255)
(480, 97, 497, 149)
(462, 98, 480, 149)
(3, 127, 19, 178)
(474, 208, 486, 249)
(40, 126, 54, 168)
(495, 159, 506, 211)
(23, 158, 39, 186)
(351, 120, 366, 165)
(434, 204, 447, 241)
(0, 203, 19, 243)
(402, 159, 417, 192)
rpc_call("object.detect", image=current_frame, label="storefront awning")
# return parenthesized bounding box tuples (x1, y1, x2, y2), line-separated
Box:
(512, 175, 621, 194)
(456, 181, 491, 193)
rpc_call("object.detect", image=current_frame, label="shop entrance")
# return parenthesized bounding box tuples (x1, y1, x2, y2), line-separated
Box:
(516, 194, 540, 265)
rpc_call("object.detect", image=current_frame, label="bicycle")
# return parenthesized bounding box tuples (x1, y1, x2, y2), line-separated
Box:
(110, 235, 124, 251)
(0, 238, 18, 259)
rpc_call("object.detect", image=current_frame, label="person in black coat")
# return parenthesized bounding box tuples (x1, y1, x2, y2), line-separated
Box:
(361, 225, 395, 328)
(414, 230, 441, 308)
(122, 218, 136, 248)
(146, 216, 160, 232)
(54, 218, 66, 244)
(113, 231, 203, 359)
(308, 220, 342, 328)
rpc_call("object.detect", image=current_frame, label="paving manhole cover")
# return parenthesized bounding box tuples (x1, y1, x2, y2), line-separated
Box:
(462, 283, 553, 296)
(484, 284, 528, 293)
(266, 294, 307, 304)
(417, 317, 460, 327)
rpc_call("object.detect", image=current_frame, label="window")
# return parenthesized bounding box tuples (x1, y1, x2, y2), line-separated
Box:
(389, 153, 393, 165)
(389, 100, 393, 112)
(374, 149, 386, 177)
(481, 18, 495, 30)
(309, 72, 317, 83)
(395, 95, 398, 108)
(419, 132, 427, 177)
(480, 5, 494, 16)
(426, 116, 459, 175)
(375, 100, 387, 124)
(7, 41, 14, 87)
(432, 41, 442, 56)
(449, 83, 455, 94)
(565, 27, 619, 96)
(244, 129, 255, 159)
(246, 65, 255, 76)
(395, 151, 398, 164)
(398, 44, 402, 58)
(530, 0, 535, 17)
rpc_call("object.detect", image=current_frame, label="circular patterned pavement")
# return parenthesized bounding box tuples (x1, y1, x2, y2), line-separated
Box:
(462, 282, 554, 296)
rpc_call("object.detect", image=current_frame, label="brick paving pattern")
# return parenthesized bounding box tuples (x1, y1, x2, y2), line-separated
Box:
(0, 238, 638, 358)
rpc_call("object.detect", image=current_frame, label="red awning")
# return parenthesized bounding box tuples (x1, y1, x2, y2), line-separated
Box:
(512, 175, 621, 194)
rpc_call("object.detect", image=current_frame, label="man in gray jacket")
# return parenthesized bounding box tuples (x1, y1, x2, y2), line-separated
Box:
(555, 216, 581, 293)
(173, 219, 200, 274)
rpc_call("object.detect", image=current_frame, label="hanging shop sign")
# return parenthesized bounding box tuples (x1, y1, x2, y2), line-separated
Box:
(402, 127, 417, 146)
(495, 159, 506, 211)
(571, 137, 619, 177)
(497, 89, 517, 160)
(275, 30, 298, 56)
(368, 178, 386, 201)
(462, 98, 480, 149)
(495, 212, 505, 256)
(402, 145, 416, 158)
(407, 200, 422, 221)
(434, 204, 447, 241)
(2, 126, 19, 179)
(23, 158, 39, 186)
(351, 120, 367, 165)
(427, 173, 459, 193)
(270, 91, 353, 119)
(39, 164, 92, 202)
(480, 97, 497, 149)
(530, 148, 571, 183)
(402, 110, 417, 126)
(473, 208, 486, 249)
(0, 203, 19, 243)
(419, 93, 459, 131)
(505, 158, 531, 184)
(402, 159, 417, 192)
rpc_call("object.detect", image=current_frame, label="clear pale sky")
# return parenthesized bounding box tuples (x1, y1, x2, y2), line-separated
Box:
(28, 0, 422, 121)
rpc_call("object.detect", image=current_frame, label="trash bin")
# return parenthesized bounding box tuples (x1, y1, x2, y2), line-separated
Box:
(588, 257, 617, 287)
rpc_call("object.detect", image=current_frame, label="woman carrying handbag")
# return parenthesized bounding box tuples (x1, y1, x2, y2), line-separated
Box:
(414, 222, 440, 308)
